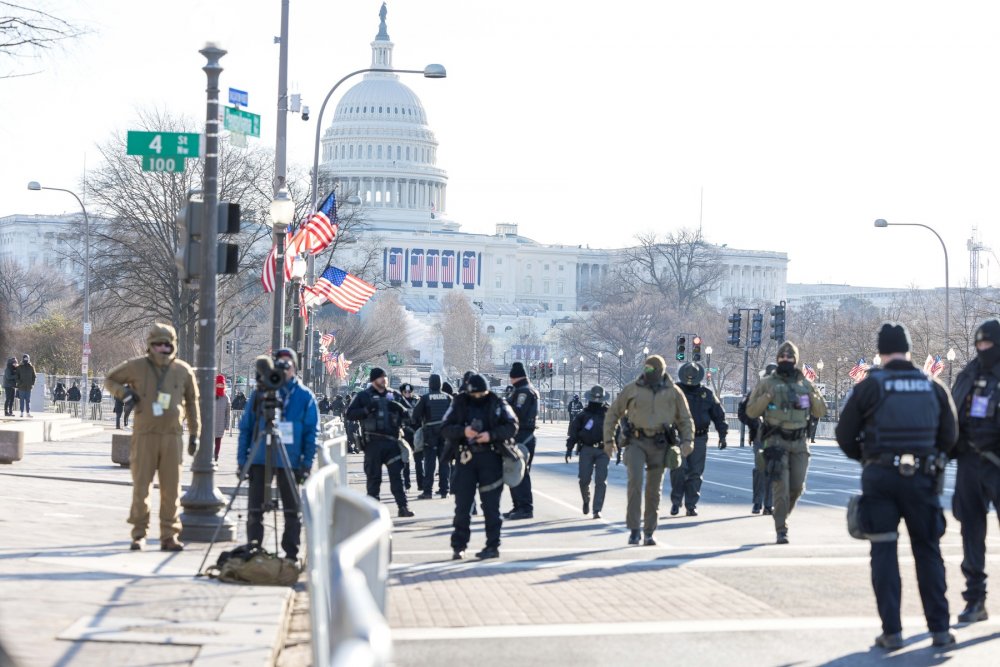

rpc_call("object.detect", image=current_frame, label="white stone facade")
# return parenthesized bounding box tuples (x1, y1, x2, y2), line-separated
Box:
(0, 213, 90, 283)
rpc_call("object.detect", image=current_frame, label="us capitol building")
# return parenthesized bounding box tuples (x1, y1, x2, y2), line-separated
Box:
(317, 6, 788, 366)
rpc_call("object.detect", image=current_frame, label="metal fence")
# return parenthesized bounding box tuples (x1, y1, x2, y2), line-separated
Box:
(301, 418, 393, 667)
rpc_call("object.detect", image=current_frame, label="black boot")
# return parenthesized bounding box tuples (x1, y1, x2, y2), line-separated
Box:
(628, 529, 641, 545)
(958, 599, 988, 623)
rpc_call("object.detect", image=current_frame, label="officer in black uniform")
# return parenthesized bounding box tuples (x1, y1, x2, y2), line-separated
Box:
(567, 394, 583, 421)
(398, 383, 423, 492)
(566, 385, 610, 518)
(504, 361, 539, 520)
(331, 394, 345, 418)
(443, 373, 518, 559)
(670, 362, 728, 517)
(411, 373, 453, 498)
(317, 395, 331, 415)
(835, 323, 957, 650)
(951, 318, 1000, 625)
(345, 368, 414, 518)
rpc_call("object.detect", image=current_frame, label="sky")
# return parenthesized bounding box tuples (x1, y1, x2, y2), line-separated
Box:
(5, 0, 1000, 291)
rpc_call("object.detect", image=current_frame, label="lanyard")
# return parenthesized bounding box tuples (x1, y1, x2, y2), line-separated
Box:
(146, 358, 170, 395)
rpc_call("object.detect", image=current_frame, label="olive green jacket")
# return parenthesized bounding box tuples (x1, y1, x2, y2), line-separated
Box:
(745, 369, 826, 433)
(603, 375, 695, 446)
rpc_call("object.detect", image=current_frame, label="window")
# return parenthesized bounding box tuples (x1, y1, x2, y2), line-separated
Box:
(559, 264, 564, 271)
(524, 277, 533, 293)
(396, 146, 401, 160)
(495, 275, 502, 288)
(367, 145, 372, 159)
(557, 303, 564, 311)
(543, 280, 550, 294)
(556, 281, 564, 294)
(496, 257, 502, 265)
(406, 146, 410, 160)
(487, 325, 496, 335)
(377, 145, 382, 159)
(526, 263, 532, 270)
(544, 264, 549, 271)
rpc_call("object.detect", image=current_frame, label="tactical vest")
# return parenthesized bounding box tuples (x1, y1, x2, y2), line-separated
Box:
(763, 375, 812, 430)
(863, 368, 939, 456)
(965, 371, 1000, 451)
(577, 407, 606, 445)
(362, 391, 401, 438)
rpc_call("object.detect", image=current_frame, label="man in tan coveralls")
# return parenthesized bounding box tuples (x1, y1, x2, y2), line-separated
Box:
(106, 323, 200, 551)
(604, 354, 695, 546)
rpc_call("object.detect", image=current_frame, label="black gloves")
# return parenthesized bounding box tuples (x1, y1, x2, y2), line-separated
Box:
(718, 438, 727, 450)
(565, 450, 572, 464)
(122, 387, 139, 405)
(188, 436, 199, 456)
(295, 468, 310, 484)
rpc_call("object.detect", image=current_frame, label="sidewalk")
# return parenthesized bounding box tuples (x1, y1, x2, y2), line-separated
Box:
(0, 416, 295, 667)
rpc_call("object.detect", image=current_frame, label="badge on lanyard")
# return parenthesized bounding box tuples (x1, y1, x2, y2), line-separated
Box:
(970, 395, 989, 419)
(584, 418, 594, 431)
(279, 421, 294, 445)
(797, 394, 810, 409)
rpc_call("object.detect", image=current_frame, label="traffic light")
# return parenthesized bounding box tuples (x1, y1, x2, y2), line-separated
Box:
(548, 361, 554, 379)
(770, 302, 786, 342)
(225, 340, 233, 354)
(175, 200, 205, 281)
(692, 336, 703, 362)
(529, 364, 537, 381)
(750, 313, 764, 348)
(727, 313, 742, 347)
(217, 202, 241, 275)
(675, 336, 687, 362)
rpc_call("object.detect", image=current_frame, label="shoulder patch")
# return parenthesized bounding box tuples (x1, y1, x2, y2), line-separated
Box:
(516, 393, 527, 407)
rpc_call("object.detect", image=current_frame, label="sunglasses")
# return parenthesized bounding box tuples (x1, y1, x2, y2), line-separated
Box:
(152, 342, 173, 350)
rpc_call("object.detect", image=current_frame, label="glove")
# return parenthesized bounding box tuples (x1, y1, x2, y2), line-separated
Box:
(718, 438, 727, 450)
(604, 442, 618, 459)
(122, 387, 140, 405)
(565, 451, 572, 464)
(680, 441, 694, 457)
(188, 436, 199, 456)
(295, 468, 310, 484)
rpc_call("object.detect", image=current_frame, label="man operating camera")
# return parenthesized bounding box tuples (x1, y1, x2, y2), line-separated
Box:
(237, 348, 318, 563)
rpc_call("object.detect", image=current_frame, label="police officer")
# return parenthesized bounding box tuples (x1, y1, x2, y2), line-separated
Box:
(836, 323, 957, 649)
(398, 383, 424, 492)
(443, 373, 518, 559)
(567, 394, 583, 421)
(331, 394, 346, 418)
(951, 318, 1000, 625)
(670, 362, 728, 517)
(566, 385, 610, 518)
(504, 362, 539, 520)
(411, 373, 453, 498)
(745, 342, 826, 544)
(345, 368, 414, 518)
(604, 354, 695, 546)
(747, 363, 777, 514)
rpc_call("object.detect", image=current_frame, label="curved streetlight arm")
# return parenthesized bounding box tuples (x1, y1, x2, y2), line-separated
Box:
(874, 219, 949, 350)
(310, 67, 428, 210)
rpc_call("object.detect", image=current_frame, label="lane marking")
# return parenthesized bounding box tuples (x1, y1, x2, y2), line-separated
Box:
(532, 489, 632, 536)
(392, 615, 1000, 641)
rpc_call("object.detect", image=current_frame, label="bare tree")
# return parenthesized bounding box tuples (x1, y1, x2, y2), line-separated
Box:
(0, 258, 71, 322)
(84, 110, 278, 360)
(436, 292, 488, 377)
(615, 228, 726, 313)
(312, 291, 410, 380)
(1, 2, 84, 77)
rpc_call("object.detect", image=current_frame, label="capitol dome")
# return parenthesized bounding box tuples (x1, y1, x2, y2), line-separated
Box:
(318, 3, 451, 230)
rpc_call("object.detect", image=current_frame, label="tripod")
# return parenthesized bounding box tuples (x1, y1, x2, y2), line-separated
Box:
(196, 387, 301, 576)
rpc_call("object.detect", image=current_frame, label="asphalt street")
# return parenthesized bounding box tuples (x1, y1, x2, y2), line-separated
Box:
(381, 422, 1000, 667)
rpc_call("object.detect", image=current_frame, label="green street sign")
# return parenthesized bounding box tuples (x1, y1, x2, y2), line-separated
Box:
(142, 156, 185, 173)
(387, 353, 404, 366)
(127, 131, 201, 158)
(224, 107, 261, 137)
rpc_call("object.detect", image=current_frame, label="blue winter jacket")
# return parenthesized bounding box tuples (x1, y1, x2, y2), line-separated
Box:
(238, 378, 319, 470)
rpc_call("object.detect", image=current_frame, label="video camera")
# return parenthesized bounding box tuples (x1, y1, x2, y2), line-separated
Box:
(255, 355, 289, 392)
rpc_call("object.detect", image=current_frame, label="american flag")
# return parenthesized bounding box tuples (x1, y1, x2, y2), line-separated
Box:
(929, 355, 944, 377)
(441, 252, 453, 285)
(302, 266, 376, 314)
(922, 354, 935, 374)
(802, 364, 817, 382)
(848, 358, 870, 383)
(319, 332, 335, 350)
(430, 202, 436, 219)
(387, 249, 403, 282)
(410, 252, 424, 283)
(336, 352, 350, 381)
(289, 192, 338, 255)
(426, 252, 439, 283)
(261, 221, 309, 292)
(325, 358, 338, 376)
(461, 252, 477, 286)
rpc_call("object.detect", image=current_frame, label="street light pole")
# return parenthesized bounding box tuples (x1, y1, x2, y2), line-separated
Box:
(947, 347, 956, 387)
(597, 351, 603, 384)
(302, 64, 446, 383)
(579, 355, 584, 394)
(875, 219, 950, 355)
(269, 0, 292, 353)
(705, 345, 713, 389)
(27, 182, 90, 393)
(563, 357, 568, 397)
(617, 348, 623, 389)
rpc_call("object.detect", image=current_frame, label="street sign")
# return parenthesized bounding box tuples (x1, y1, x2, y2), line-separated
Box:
(126, 131, 201, 158)
(223, 107, 260, 137)
(83, 322, 92, 335)
(228, 87, 248, 107)
(83, 343, 91, 355)
(142, 156, 185, 173)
